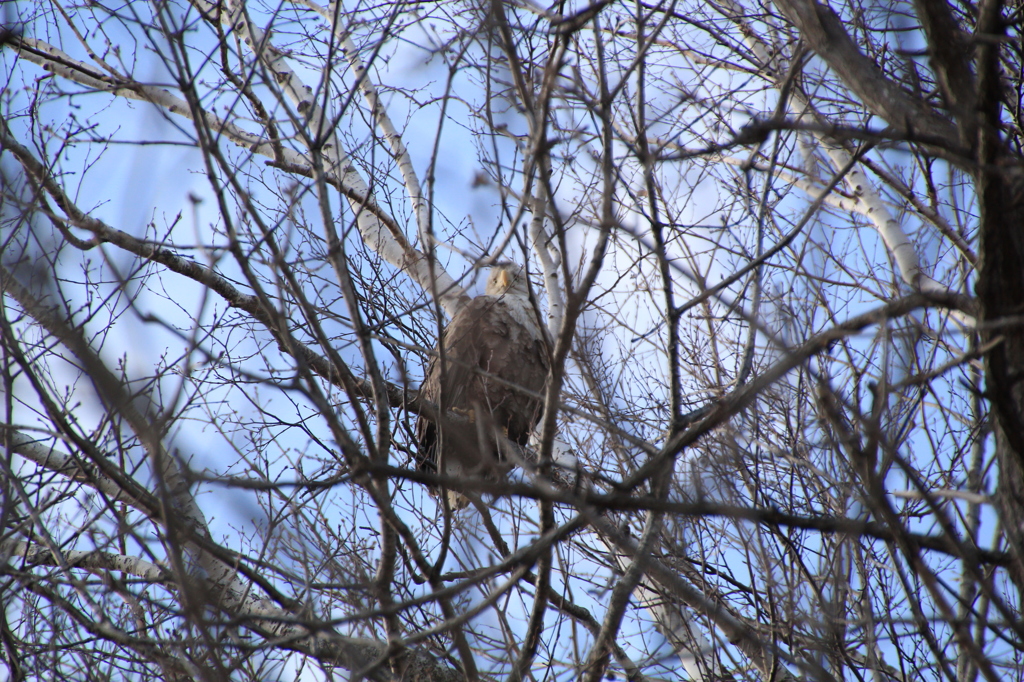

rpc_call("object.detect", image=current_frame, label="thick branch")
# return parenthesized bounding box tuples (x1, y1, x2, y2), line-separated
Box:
(769, 0, 962, 153)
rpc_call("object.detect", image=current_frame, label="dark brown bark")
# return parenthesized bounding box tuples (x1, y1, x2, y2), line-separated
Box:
(978, 170, 1024, 594)
(973, 0, 1024, 594)
(911, 0, 978, 145)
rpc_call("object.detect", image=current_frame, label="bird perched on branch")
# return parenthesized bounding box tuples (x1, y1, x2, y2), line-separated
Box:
(416, 263, 549, 509)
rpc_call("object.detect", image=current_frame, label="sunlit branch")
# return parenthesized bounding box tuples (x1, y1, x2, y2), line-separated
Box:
(1, 540, 171, 582)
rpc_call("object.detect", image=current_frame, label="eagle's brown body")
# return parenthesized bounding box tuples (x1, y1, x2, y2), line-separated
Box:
(416, 265, 549, 507)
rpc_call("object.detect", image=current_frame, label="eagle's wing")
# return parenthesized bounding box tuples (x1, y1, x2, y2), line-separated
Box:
(415, 297, 493, 478)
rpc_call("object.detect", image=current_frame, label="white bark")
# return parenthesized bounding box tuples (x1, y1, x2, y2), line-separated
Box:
(11, 21, 468, 318)
(529, 181, 566, 339)
(290, 0, 431, 237)
(203, 0, 468, 317)
(10, 38, 293, 164)
(1, 540, 171, 581)
(717, 0, 963, 301)
(6, 431, 150, 511)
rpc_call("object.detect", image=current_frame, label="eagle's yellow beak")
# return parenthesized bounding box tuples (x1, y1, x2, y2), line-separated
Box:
(497, 269, 511, 292)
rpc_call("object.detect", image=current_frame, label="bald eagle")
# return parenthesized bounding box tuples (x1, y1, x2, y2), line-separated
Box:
(416, 264, 549, 509)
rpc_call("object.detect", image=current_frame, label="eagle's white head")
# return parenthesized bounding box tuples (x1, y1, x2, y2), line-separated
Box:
(485, 263, 530, 299)
(484, 263, 541, 336)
